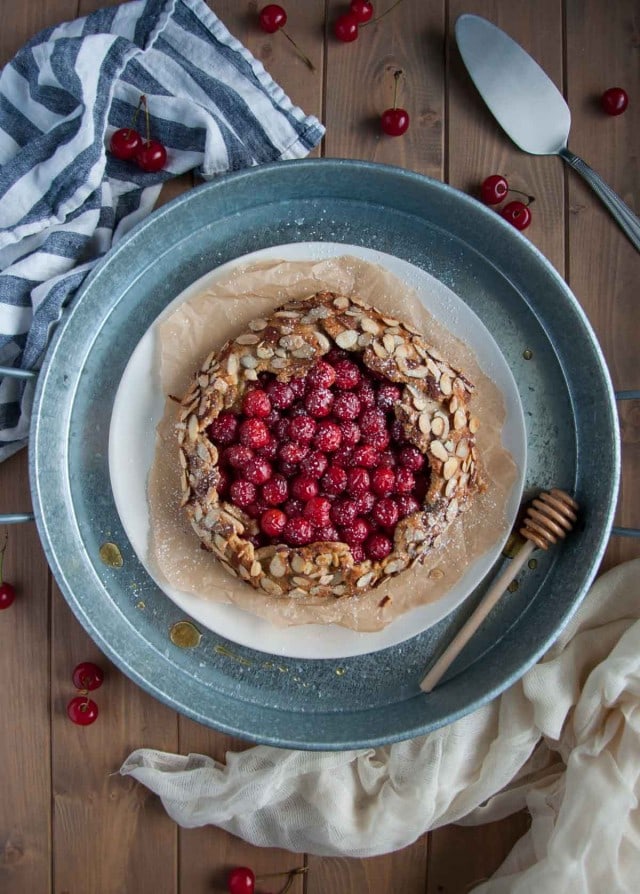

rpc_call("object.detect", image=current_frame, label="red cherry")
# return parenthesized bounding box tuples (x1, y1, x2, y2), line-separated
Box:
(314, 525, 340, 542)
(291, 475, 319, 501)
(342, 518, 370, 544)
(356, 379, 376, 407)
(258, 4, 287, 33)
(257, 436, 278, 461)
(307, 360, 336, 390)
(314, 420, 342, 453)
(321, 465, 348, 496)
(260, 508, 287, 538)
(304, 387, 334, 418)
(208, 411, 239, 445)
(110, 128, 142, 160)
(239, 418, 270, 449)
(332, 392, 361, 421)
(399, 446, 424, 471)
(288, 414, 317, 443)
(501, 200, 532, 231)
(279, 441, 309, 465)
(244, 459, 273, 486)
(67, 696, 99, 726)
(334, 13, 359, 41)
(480, 174, 509, 205)
(230, 480, 257, 508)
(300, 450, 329, 478)
(601, 87, 628, 116)
(365, 533, 393, 561)
(364, 427, 390, 450)
(288, 376, 306, 398)
(359, 409, 386, 437)
(355, 490, 376, 514)
(262, 475, 289, 505)
(395, 467, 415, 493)
(396, 494, 420, 517)
(373, 497, 399, 527)
(216, 468, 230, 496)
(0, 581, 16, 610)
(303, 496, 332, 528)
(350, 0, 374, 23)
(283, 498, 304, 517)
(72, 662, 104, 691)
(351, 445, 379, 468)
(283, 516, 314, 546)
(225, 445, 254, 469)
(371, 466, 395, 496)
(333, 359, 361, 389)
(330, 498, 358, 527)
(135, 139, 167, 173)
(339, 421, 361, 446)
(381, 107, 410, 136)
(346, 467, 370, 497)
(376, 382, 401, 411)
(242, 389, 271, 418)
(227, 866, 256, 894)
(266, 380, 295, 409)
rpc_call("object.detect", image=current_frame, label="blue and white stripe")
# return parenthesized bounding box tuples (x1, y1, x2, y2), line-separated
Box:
(0, 0, 324, 460)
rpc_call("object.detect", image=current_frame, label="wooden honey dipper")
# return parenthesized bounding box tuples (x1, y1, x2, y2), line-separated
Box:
(420, 489, 579, 693)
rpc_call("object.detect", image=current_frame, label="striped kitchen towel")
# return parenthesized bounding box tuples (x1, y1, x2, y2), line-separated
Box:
(0, 0, 324, 461)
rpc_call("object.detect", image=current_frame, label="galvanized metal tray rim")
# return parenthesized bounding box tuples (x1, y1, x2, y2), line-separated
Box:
(28, 159, 620, 749)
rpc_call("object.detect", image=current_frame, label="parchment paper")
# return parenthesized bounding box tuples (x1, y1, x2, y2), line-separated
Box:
(147, 257, 518, 631)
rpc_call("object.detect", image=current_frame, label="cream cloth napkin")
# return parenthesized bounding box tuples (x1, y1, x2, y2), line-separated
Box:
(121, 558, 640, 892)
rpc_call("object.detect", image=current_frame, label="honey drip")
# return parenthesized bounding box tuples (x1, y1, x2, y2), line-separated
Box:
(99, 542, 123, 567)
(169, 620, 201, 648)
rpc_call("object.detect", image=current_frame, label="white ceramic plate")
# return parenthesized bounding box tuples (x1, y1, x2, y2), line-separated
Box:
(109, 243, 526, 659)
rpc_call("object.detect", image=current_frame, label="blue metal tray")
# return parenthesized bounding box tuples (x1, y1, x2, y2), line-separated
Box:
(29, 160, 619, 749)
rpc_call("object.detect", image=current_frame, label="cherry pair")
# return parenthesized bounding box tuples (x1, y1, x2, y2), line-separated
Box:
(110, 95, 167, 173)
(67, 662, 104, 726)
(480, 174, 534, 231)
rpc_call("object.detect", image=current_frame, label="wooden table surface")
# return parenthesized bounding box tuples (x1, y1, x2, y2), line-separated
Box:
(1, 1, 638, 892)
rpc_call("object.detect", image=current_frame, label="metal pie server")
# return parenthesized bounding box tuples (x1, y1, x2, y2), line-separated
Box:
(455, 14, 640, 252)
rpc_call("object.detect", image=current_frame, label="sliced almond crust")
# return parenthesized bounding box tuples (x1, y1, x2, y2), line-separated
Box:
(177, 292, 485, 599)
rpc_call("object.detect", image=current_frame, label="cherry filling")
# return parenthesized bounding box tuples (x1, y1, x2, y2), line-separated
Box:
(207, 351, 429, 563)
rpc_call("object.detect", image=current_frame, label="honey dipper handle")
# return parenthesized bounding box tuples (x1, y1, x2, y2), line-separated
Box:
(420, 540, 535, 693)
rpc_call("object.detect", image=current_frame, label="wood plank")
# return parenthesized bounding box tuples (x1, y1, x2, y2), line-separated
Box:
(307, 844, 428, 894)
(324, 0, 445, 177)
(0, 1, 79, 63)
(0, 451, 51, 894)
(44, 3, 192, 886)
(430, 0, 566, 885)
(426, 813, 531, 894)
(176, 3, 323, 891)
(50, 585, 179, 894)
(564, 0, 640, 571)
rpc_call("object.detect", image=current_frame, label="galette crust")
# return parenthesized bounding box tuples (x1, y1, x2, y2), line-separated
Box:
(176, 292, 484, 599)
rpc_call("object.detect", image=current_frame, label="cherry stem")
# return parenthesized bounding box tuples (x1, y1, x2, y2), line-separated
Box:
(364, 0, 407, 26)
(509, 188, 535, 205)
(0, 531, 7, 584)
(280, 30, 315, 71)
(141, 94, 150, 145)
(392, 70, 403, 109)
(257, 867, 308, 881)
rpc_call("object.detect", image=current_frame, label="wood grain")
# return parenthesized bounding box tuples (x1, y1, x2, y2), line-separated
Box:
(0, 452, 51, 893)
(564, 0, 640, 571)
(0, 1, 638, 892)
